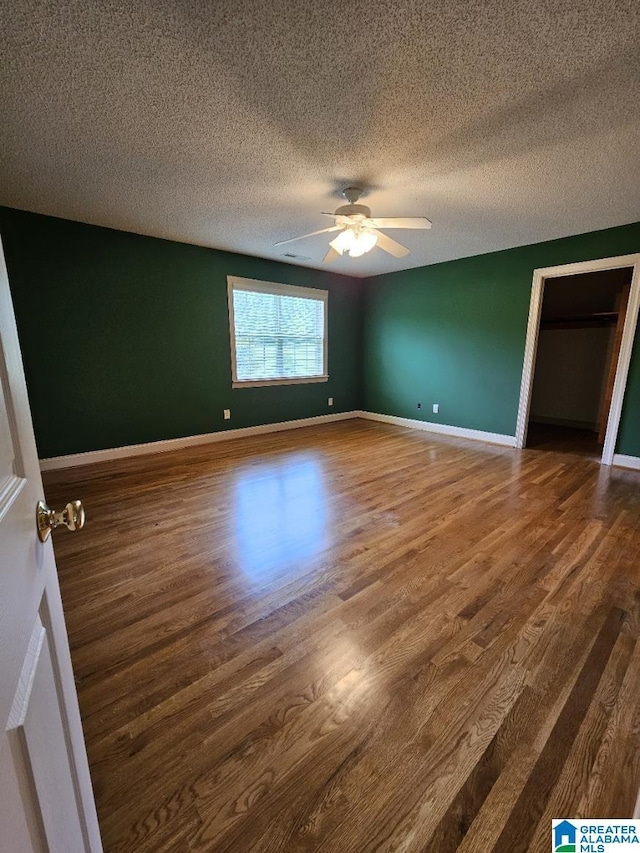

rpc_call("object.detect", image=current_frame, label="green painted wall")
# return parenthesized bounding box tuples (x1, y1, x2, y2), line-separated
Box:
(2, 206, 639, 460)
(0, 208, 363, 458)
(362, 223, 640, 456)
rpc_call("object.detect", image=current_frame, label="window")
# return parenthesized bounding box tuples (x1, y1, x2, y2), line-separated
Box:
(228, 277, 328, 388)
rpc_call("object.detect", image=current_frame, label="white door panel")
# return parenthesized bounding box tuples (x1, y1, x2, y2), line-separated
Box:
(0, 233, 101, 851)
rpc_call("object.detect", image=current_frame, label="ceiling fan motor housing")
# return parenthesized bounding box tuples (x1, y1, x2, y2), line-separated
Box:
(334, 204, 372, 219)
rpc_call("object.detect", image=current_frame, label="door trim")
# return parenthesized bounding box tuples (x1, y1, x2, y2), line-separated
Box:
(515, 253, 640, 464)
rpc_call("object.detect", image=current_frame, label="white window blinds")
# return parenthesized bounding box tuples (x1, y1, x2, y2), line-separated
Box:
(228, 278, 328, 386)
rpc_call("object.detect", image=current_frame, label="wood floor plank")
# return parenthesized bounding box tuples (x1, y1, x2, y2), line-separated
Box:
(575, 637, 640, 818)
(43, 420, 640, 852)
(526, 632, 638, 852)
(491, 607, 627, 853)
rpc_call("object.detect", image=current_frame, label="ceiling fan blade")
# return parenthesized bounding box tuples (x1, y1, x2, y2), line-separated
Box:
(323, 246, 340, 263)
(274, 225, 341, 247)
(370, 217, 432, 230)
(375, 231, 410, 258)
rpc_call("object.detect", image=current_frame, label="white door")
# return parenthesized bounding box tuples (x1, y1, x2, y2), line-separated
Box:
(0, 235, 102, 852)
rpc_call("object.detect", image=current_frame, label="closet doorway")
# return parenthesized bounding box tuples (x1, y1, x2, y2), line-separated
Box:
(515, 254, 640, 464)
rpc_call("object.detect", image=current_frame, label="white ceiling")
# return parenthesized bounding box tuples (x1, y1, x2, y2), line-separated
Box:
(1, 0, 639, 278)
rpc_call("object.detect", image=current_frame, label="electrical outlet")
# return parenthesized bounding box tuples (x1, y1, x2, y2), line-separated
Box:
(328, 397, 333, 406)
(223, 409, 231, 420)
(417, 403, 421, 409)
(433, 403, 439, 414)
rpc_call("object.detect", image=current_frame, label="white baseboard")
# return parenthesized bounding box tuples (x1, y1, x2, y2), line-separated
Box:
(39, 411, 358, 471)
(39, 409, 524, 472)
(357, 411, 517, 447)
(38, 404, 640, 475)
(612, 453, 640, 471)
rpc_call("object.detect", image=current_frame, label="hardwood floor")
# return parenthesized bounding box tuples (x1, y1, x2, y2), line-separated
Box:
(43, 420, 640, 852)
(526, 421, 602, 459)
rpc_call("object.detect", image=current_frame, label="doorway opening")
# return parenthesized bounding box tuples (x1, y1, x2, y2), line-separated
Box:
(527, 267, 632, 458)
(515, 254, 640, 465)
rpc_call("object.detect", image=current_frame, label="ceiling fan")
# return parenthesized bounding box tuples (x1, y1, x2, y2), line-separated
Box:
(275, 187, 432, 263)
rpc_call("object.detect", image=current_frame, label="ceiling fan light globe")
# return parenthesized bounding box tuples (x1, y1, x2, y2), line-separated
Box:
(331, 229, 356, 254)
(347, 229, 378, 257)
(356, 230, 378, 253)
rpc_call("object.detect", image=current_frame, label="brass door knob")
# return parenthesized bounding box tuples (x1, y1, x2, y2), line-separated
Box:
(36, 499, 85, 543)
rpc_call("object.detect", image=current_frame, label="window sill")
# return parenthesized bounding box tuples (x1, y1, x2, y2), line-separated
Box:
(232, 376, 329, 389)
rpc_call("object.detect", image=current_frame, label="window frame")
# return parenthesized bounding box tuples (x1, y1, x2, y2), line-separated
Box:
(227, 276, 329, 388)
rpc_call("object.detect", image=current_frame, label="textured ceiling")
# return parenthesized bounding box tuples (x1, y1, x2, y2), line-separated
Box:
(1, 0, 640, 278)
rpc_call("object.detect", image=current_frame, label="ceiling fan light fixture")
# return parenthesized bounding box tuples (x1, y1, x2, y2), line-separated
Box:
(350, 229, 378, 256)
(330, 228, 357, 255)
(330, 227, 378, 257)
(274, 187, 429, 263)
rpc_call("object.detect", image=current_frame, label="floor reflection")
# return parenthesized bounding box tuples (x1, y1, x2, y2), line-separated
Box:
(232, 453, 328, 580)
